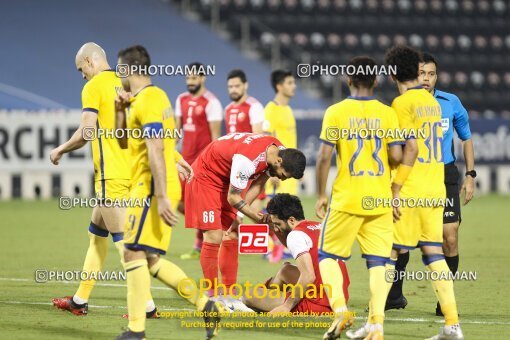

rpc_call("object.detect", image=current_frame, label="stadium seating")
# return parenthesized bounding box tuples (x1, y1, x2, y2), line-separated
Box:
(176, 0, 509, 114)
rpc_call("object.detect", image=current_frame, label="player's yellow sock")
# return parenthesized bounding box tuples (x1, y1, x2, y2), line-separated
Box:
(125, 258, 150, 333)
(112, 232, 125, 265)
(424, 255, 459, 325)
(149, 258, 208, 311)
(75, 226, 109, 301)
(319, 258, 346, 311)
(368, 265, 386, 325)
(385, 257, 397, 296)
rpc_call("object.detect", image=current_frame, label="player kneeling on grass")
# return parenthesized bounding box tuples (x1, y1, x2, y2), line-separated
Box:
(114, 45, 226, 340)
(231, 194, 350, 315)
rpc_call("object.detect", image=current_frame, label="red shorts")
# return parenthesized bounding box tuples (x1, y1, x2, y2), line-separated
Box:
(184, 177, 236, 231)
(286, 293, 332, 314)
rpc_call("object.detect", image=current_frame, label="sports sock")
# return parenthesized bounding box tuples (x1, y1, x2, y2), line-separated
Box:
(112, 232, 125, 265)
(445, 255, 459, 274)
(423, 255, 459, 325)
(200, 242, 220, 296)
(149, 258, 208, 311)
(219, 239, 239, 294)
(319, 257, 346, 311)
(75, 223, 109, 302)
(388, 252, 409, 300)
(125, 259, 150, 333)
(195, 230, 204, 250)
(367, 263, 387, 325)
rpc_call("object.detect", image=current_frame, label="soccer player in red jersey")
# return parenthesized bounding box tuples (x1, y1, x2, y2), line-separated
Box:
(240, 194, 350, 314)
(175, 62, 223, 260)
(184, 133, 306, 296)
(224, 69, 264, 134)
(224, 69, 266, 213)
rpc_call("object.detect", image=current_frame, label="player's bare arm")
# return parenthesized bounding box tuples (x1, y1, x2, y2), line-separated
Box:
(315, 142, 334, 219)
(146, 137, 178, 226)
(244, 173, 269, 205)
(50, 111, 97, 165)
(388, 144, 403, 169)
(176, 155, 194, 183)
(227, 185, 262, 223)
(208, 120, 222, 140)
(114, 92, 131, 149)
(269, 252, 315, 314)
(461, 139, 475, 205)
(251, 122, 263, 134)
(391, 138, 419, 220)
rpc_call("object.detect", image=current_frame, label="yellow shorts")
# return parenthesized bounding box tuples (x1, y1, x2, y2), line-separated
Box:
(393, 206, 443, 249)
(318, 209, 393, 260)
(266, 178, 298, 196)
(124, 197, 179, 255)
(94, 179, 130, 200)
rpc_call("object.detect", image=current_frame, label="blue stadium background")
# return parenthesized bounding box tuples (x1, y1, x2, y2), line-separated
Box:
(0, 0, 509, 198)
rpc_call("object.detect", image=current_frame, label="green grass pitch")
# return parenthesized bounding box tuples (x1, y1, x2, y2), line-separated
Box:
(0, 195, 509, 339)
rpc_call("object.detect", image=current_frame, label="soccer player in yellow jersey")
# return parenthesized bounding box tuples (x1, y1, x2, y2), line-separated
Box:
(264, 69, 298, 196)
(114, 45, 224, 340)
(315, 56, 404, 340)
(383, 45, 463, 340)
(50, 42, 157, 317)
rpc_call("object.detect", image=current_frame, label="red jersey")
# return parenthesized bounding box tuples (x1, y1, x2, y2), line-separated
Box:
(175, 90, 223, 163)
(287, 220, 350, 307)
(193, 133, 283, 191)
(224, 96, 265, 133)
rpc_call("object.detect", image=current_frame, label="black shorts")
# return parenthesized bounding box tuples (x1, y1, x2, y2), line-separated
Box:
(444, 163, 461, 224)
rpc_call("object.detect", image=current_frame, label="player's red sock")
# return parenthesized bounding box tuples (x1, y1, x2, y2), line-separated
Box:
(195, 230, 204, 250)
(200, 242, 220, 296)
(219, 239, 239, 295)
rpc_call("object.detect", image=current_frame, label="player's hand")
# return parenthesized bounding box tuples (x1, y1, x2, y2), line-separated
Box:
(226, 216, 242, 235)
(50, 147, 63, 165)
(157, 195, 179, 227)
(391, 183, 402, 222)
(177, 158, 194, 183)
(115, 92, 132, 112)
(268, 304, 291, 315)
(257, 212, 271, 224)
(315, 195, 328, 219)
(461, 175, 475, 205)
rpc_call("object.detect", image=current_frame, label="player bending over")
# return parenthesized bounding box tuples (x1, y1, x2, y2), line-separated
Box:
(50, 42, 158, 318)
(114, 45, 225, 340)
(237, 194, 349, 315)
(185, 132, 306, 298)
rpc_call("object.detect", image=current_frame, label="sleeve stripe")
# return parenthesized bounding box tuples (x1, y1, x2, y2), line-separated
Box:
(82, 108, 99, 114)
(320, 138, 336, 147)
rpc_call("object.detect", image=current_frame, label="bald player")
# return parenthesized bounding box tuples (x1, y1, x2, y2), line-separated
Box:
(50, 43, 158, 318)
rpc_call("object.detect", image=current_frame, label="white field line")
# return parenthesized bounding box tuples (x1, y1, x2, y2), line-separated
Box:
(1, 277, 509, 326)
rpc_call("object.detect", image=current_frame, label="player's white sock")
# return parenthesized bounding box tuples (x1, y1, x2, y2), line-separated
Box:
(72, 295, 87, 305)
(369, 323, 383, 334)
(146, 299, 156, 313)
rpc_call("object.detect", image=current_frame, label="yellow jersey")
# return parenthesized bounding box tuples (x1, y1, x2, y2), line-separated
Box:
(391, 87, 445, 200)
(320, 97, 403, 215)
(81, 70, 130, 182)
(126, 85, 181, 200)
(263, 101, 297, 148)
